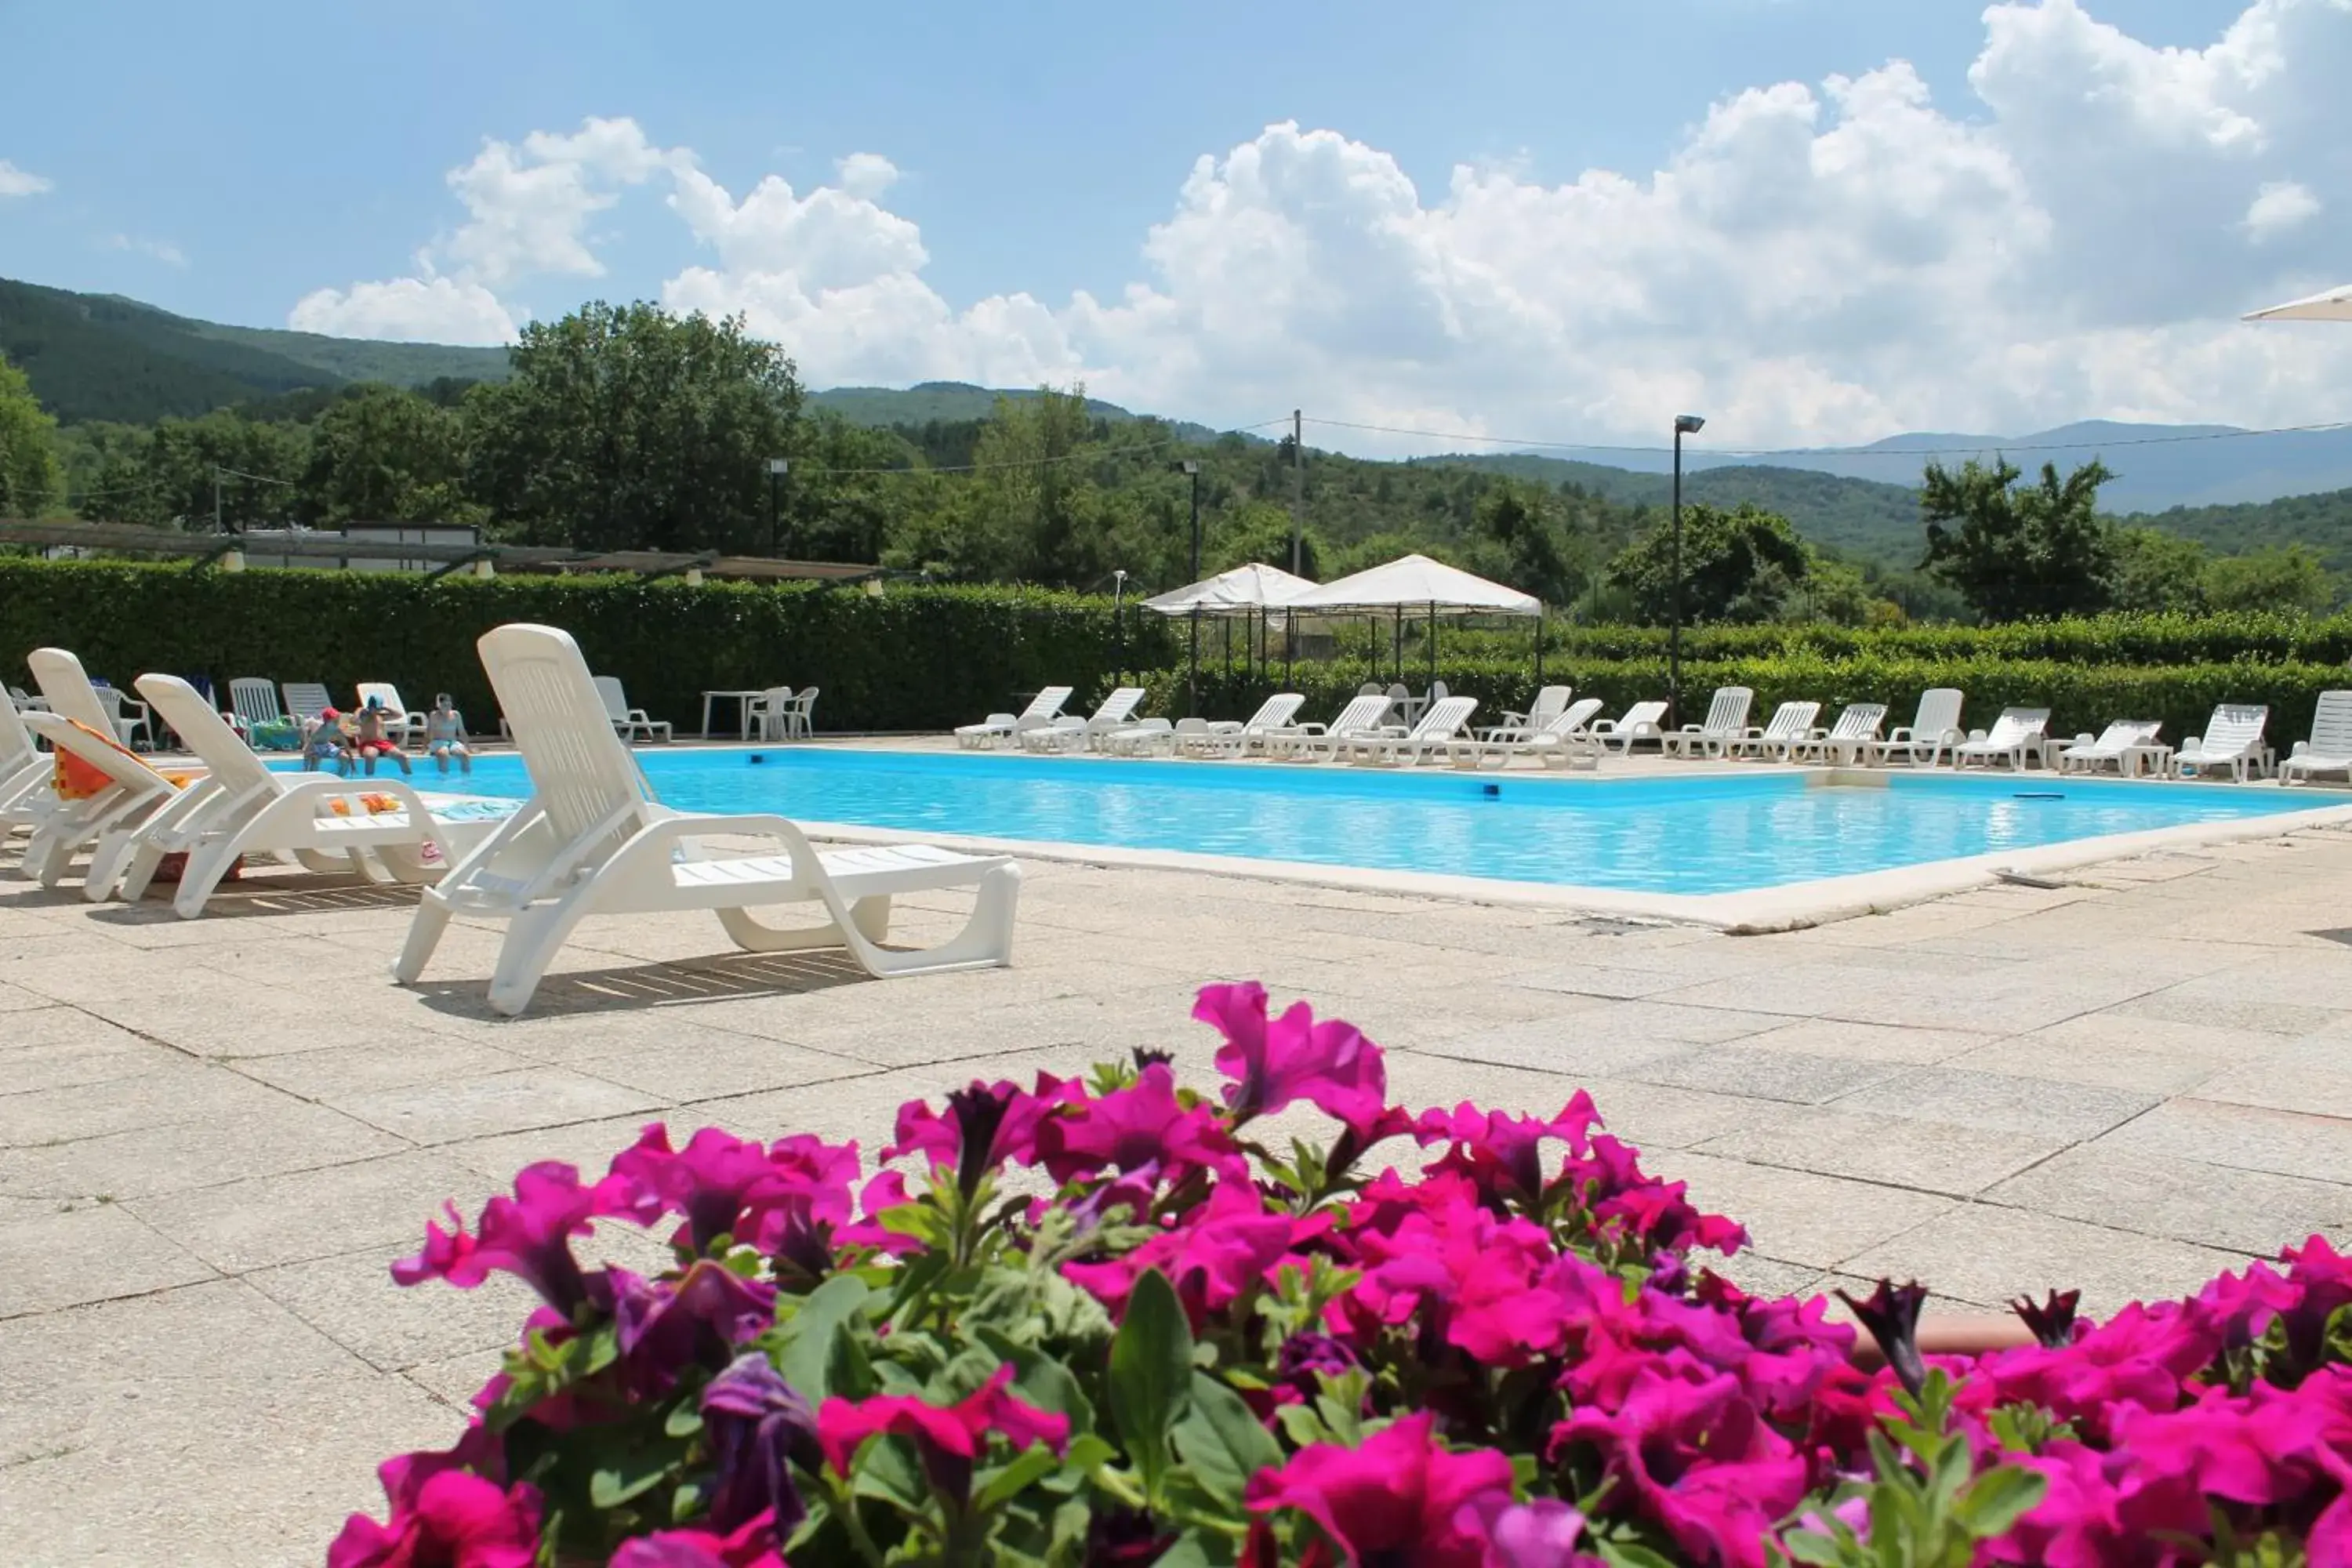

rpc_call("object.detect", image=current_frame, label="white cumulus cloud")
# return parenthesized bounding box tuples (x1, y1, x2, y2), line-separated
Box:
(0, 159, 52, 198)
(106, 234, 187, 267)
(289, 0, 2352, 445)
(288, 274, 520, 344)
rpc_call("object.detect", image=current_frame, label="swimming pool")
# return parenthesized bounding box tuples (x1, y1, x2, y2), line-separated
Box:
(399, 749, 2328, 896)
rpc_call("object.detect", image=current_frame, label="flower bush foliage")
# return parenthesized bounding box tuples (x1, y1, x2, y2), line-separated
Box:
(337, 985, 2352, 1566)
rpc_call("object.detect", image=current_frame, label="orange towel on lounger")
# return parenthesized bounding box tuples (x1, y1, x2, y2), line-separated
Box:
(50, 719, 191, 800)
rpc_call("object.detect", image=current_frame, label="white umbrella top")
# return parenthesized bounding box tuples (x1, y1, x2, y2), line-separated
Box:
(1142, 562, 1319, 615)
(1284, 553, 1541, 616)
(2245, 284, 2352, 323)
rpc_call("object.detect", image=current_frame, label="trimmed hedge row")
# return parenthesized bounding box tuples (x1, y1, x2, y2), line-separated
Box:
(0, 559, 1174, 733)
(1149, 654, 2352, 757)
(1437, 612, 2352, 666)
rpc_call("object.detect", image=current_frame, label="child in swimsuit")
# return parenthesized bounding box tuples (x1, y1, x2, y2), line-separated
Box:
(425, 694, 470, 775)
(353, 697, 412, 776)
(304, 708, 353, 775)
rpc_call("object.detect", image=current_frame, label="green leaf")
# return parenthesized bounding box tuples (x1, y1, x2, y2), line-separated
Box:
(776, 1275, 871, 1403)
(1928, 1435, 1971, 1508)
(1172, 1372, 1285, 1509)
(974, 1444, 1064, 1512)
(975, 1325, 1097, 1436)
(589, 1448, 677, 1508)
(1109, 1268, 1194, 1498)
(1152, 1530, 1239, 1568)
(1777, 1530, 1845, 1567)
(1594, 1540, 1681, 1568)
(1952, 1466, 2049, 1539)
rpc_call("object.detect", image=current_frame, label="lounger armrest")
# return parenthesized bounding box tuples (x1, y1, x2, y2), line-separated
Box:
(2293, 740, 2313, 757)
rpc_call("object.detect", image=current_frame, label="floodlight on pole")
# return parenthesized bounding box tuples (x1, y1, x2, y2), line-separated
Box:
(1669, 414, 1705, 728)
(1180, 461, 1203, 717)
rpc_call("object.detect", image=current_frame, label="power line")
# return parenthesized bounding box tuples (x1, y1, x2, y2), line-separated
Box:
(1300, 414, 2352, 460)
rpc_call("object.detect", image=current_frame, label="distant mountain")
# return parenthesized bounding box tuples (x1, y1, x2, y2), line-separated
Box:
(0, 277, 509, 424)
(808, 380, 1246, 446)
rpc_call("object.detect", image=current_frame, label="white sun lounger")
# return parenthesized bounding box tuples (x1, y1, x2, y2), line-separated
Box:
(395, 623, 1021, 1016)
(28, 648, 142, 750)
(13, 713, 185, 889)
(0, 684, 49, 823)
(109, 676, 511, 917)
(1490, 684, 1573, 739)
(1591, 700, 1669, 756)
(1264, 694, 1396, 762)
(1788, 702, 1887, 766)
(356, 683, 430, 747)
(2057, 720, 2162, 775)
(1447, 698, 1604, 771)
(282, 683, 332, 728)
(1190, 693, 1308, 757)
(956, 686, 1072, 749)
(593, 676, 672, 743)
(227, 677, 284, 731)
(1734, 701, 1823, 761)
(1345, 696, 1479, 767)
(1661, 688, 1755, 760)
(1018, 687, 1145, 753)
(2282, 693, 2352, 786)
(2175, 704, 2270, 782)
(1867, 689, 1966, 768)
(1955, 707, 2053, 771)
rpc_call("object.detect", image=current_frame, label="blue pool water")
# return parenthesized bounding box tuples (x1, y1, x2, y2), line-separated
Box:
(368, 749, 2325, 895)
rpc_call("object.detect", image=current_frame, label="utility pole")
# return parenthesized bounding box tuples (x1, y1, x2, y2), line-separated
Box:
(213, 467, 223, 535)
(1289, 409, 1304, 575)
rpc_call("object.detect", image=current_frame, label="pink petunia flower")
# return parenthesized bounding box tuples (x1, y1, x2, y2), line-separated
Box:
(1454, 1494, 1596, 1568)
(1036, 1062, 1247, 1186)
(328, 1464, 542, 1568)
(818, 1363, 1069, 1504)
(884, 1071, 1082, 1192)
(1414, 1095, 1599, 1206)
(603, 1261, 779, 1392)
(1245, 1410, 1514, 1568)
(390, 1161, 642, 1314)
(608, 1509, 786, 1568)
(1194, 982, 1388, 1135)
(1551, 1370, 1809, 1568)
(1062, 1178, 1333, 1324)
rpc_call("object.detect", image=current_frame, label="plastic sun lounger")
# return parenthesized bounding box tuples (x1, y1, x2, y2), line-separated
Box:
(1446, 698, 1603, 771)
(13, 713, 184, 890)
(1790, 703, 1888, 766)
(2282, 692, 2352, 786)
(1018, 687, 1146, 753)
(956, 686, 1072, 749)
(1734, 701, 1823, 761)
(2058, 720, 2162, 776)
(1265, 694, 1396, 763)
(394, 622, 1022, 1017)
(1661, 687, 1755, 759)
(593, 676, 673, 743)
(1192, 693, 1308, 757)
(1590, 700, 1668, 755)
(1867, 689, 1966, 768)
(111, 675, 514, 918)
(356, 682, 430, 747)
(28, 647, 146, 750)
(1953, 707, 2052, 771)
(0, 684, 50, 826)
(1487, 684, 1573, 739)
(2174, 703, 2270, 782)
(1345, 696, 1480, 767)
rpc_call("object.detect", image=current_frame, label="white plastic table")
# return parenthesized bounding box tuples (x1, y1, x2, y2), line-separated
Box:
(699, 689, 768, 741)
(2118, 742, 2172, 779)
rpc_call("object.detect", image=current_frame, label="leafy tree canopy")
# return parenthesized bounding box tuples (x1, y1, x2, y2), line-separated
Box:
(1921, 457, 2116, 622)
(1607, 501, 1820, 625)
(0, 348, 63, 517)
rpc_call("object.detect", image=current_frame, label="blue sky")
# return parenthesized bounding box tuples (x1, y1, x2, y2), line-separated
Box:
(2, 0, 2340, 446)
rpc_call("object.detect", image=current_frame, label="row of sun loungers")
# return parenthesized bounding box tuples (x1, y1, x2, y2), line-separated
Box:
(2, 633, 1016, 1016)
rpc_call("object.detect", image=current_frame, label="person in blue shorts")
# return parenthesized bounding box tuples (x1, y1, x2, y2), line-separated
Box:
(425, 693, 471, 775)
(303, 707, 353, 774)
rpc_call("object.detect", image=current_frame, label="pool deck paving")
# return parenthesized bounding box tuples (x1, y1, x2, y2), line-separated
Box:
(4, 796, 2352, 1561)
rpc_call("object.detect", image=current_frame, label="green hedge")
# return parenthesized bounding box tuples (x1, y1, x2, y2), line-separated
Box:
(1475, 611, 2352, 666)
(0, 559, 1175, 732)
(1149, 653, 2352, 755)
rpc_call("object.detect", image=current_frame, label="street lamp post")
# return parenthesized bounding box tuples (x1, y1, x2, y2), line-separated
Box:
(766, 457, 790, 556)
(1181, 461, 1202, 717)
(1669, 414, 1705, 728)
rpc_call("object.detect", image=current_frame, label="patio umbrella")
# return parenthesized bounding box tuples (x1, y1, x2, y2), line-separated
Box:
(2244, 284, 2352, 323)
(1144, 562, 1319, 714)
(1285, 554, 1541, 688)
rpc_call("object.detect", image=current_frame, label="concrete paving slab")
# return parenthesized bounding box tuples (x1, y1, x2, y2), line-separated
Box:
(1839, 1203, 2255, 1315)
(1695, 1106, 2065, 1197)
(0, 1201, 217, 1317)
(1983, 1143, 2352, 1255)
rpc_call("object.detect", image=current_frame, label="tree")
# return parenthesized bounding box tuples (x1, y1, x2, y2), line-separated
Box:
(297, 383, 472, 526)
(0, 349, 63, 517)
(2110, 527, 2211, 613)
(2201, 544, 2336, 615)
(964, 385, 1101, 583)
(465, 302, 804, 552)
(1920, 457, 2115, 622)
(1466, 483, 1584, 605)
(1606, 502, 1813, 625)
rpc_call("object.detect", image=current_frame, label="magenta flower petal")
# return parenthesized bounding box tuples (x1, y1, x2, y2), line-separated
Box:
(328, 1469, 542, 1568)
(1246, 1410, 1513, 1568)
(390, 1161, 639, 1314)
(818, 1364, 1069, 1506)
(1196, 981, 1389, 1135)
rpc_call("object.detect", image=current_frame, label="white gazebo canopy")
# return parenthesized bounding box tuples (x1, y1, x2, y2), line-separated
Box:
(2245, 285, 2352, 323)
(1142, 561, 1318, 616)
(1285, 553, 1541, 617)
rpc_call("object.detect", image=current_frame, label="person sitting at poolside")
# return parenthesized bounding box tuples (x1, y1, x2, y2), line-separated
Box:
(424, 692, 471, 775)
(303, 708, 354, 775)
(352, 696, 412, 777)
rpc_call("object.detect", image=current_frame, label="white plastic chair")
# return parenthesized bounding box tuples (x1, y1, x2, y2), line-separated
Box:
(394, 623, 1022, 1016)
(1869, 689, 1966, 768)
(783, 687, 818, 740)
(746, 686, 797, 742)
